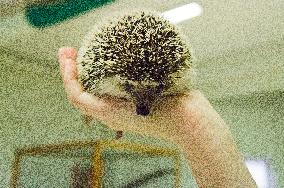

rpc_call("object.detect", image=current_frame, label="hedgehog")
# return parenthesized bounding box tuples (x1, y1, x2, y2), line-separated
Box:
(77, 11, 196, 116)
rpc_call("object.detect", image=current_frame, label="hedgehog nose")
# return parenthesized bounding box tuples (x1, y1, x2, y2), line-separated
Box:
(136, 104, 150, 116)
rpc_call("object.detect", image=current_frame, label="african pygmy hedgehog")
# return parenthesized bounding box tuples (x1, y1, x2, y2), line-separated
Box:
(77, 11, 196, 116)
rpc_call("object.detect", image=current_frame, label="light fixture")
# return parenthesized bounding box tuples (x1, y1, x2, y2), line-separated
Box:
(161, 2, 203, 24)
(246, 160, 269, 188)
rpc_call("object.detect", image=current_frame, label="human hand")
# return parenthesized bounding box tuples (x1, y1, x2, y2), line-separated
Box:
(57, 47, 217, 144)
(58, 47, 258, 187)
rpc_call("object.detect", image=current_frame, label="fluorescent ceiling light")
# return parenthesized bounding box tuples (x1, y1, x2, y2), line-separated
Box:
(161, 2, 202, 24)
(246, 160, 269, 188)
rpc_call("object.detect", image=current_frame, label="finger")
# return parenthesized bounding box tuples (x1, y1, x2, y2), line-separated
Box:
(63, 60, 106, 113)
(63, 58, 78, 85)
(76, 92, 107, 113)
(58, 47, 108, 116)
(58, 47, 77, 61)
(58, 47, 77, 77)
(57, 47, 85, 101)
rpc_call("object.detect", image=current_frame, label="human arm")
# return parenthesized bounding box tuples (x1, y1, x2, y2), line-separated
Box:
(58, 47, 257, 188)
(171, 93, 257, 188)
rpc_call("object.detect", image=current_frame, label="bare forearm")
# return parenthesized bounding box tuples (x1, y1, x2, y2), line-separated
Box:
(174, 104, 257, 187)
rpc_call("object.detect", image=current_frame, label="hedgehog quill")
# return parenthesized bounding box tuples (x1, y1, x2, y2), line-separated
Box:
(77, 11, 196, 117)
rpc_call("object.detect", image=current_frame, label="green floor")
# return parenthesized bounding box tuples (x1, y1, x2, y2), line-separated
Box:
(0, 52, 199, 187)
(0, 0, 283, 186)
(1, 50, 284, 187)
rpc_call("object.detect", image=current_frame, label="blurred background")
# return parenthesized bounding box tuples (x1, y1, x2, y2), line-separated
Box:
(0, 0, 283, 187)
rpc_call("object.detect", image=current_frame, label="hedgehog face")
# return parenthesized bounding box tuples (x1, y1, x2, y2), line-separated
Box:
(77, 11, 193, 116)
(123, 80, 166, 116)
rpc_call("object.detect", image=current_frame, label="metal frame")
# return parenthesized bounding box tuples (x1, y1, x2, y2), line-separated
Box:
(11, 140, 181, 188)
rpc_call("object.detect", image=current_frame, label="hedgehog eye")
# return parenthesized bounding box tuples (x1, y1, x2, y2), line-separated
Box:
(123, 82, 138, 97)
(123, 82, 133, 92)
(156, 83, 165, 94)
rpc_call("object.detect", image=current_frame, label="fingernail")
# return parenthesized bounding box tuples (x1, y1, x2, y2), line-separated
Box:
(58, 47, 75, 59)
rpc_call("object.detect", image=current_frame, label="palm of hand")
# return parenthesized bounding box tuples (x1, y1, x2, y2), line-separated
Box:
(58, 47, 210, 144)
(97, 93, 193, 143)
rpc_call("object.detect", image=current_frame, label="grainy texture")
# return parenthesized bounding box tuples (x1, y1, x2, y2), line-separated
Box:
(1, 50, 283, 187)
(76, 11, 196, 115)
(77, 11, 191, 87)
(1, 0, 283, 187)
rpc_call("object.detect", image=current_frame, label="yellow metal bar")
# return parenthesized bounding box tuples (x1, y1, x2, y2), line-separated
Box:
(94, 140, 181, 187)
(93, 142, 103, 188)
(10, 151, 21, 188)
(11, 140, 181, 188)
